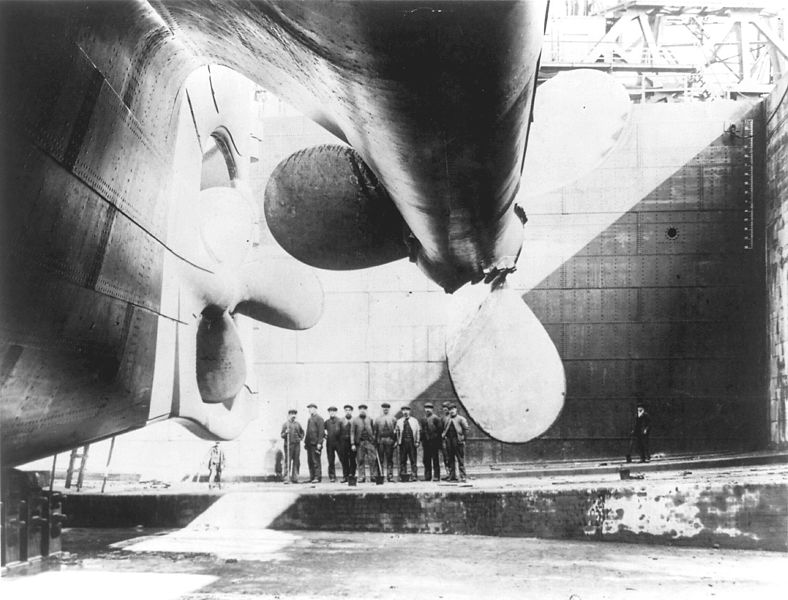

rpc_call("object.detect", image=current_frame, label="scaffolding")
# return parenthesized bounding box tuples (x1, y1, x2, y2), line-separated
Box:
(541, 1, 788, 101)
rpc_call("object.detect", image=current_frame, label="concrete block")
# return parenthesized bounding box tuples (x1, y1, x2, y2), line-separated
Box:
(427, 326, 447, 362)
(366, 326, 431, 362)
(321, 292, 370, 327)
(368, 362, 451, 403)
(295, 326, 368, 362)
(368, 291, 452, 327)
(256, 363, 369, 408)
(251, 325, 298, 363)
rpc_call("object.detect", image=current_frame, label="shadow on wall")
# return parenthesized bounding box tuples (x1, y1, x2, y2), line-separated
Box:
(527, 124, 768, 460)
(411, 106, 770, 464)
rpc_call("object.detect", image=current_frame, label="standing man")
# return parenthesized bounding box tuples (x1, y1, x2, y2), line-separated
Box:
(340, 404, 356, 483)
(305, 403, 325, 483)
(374, 402, 397, 482)
(207, 441, 225, 490)
(440, 401, 451, 480)
(420, 403, 442, 482)
(281, 409, 304, 484)
(352, 403, 378, 483)
(324, 406, 343, 482)
(395, 405, 421, 481)
(442, 404, 470, 482)
(626, 402, 652, 463)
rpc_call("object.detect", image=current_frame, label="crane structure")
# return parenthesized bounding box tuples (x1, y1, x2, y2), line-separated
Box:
(541, 1, 788, 101)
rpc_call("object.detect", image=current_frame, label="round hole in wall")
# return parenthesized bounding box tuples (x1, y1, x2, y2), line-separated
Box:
(665, 227, 679, 240)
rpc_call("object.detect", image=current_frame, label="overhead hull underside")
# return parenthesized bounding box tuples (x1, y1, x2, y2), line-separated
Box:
(0, 0, 546, 465)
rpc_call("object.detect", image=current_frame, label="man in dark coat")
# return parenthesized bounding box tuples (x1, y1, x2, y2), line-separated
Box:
(442, 404, 470, 482)
(324, 406, 343, 482)
(352, 403, 378, 482)
(627, 403, 652, 463)
(339, 404, 356, 482)
(420, 402, 442, 481)
(305, 403, 325, 483)
(281, 409, 304, 483)
(374, 402, 397, 482)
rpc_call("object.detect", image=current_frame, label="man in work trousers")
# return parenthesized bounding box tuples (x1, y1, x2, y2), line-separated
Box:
(440, 401, 451, 480)
(352, 403, 378, 483)
(207, 441, 225, 490)
(340, 404, 356, 482)
(395, 405, 421, 481)
(305, 403, 325, 483)
(281, 409, 304, 484)
(626, 402, 652, 463)
(374, 402, 397, 482)
(442, 404, 470, 482)
(324, 406, 343, 482)
(420, 402, 442, 481)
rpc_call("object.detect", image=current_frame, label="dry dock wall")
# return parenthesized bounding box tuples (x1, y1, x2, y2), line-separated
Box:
(63, 481, 788, 552)
(250, 99, 770, 463)
(268, 484, 787, 552)
(765, 78, 788, 448)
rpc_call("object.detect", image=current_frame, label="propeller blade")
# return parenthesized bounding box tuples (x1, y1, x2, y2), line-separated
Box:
(446, 285, 565, 443)
(522, 69, 631, 198)
(264, 144, 408, 270)
(196, 307, 247, 404)
(198, 186, 254, 266)
(233, 259, 324, 330)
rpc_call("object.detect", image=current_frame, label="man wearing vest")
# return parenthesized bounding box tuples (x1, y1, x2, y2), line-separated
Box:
(374, 402, 397, 482)
(420, 402, 442, 482)
(395, 405, 421, 481)
(324, 406, 343, 482)
(340, 404, 356, 483)
(305, 403, 325, 483)
(352, 403, 378, 483)
(280, 409, 304, 484)
(442, 404, 470, 482)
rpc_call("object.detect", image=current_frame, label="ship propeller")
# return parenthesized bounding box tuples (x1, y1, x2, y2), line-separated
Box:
(446, 282, 566, 443)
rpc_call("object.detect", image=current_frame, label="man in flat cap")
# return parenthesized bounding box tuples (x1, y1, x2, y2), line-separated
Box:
(374, 402, 397, 482)
(440, 401, 452, 480)
(352, 403, 378, 482)
(305, 403, 325, 483)
(420, 403, 442, 481)
(442, 404, 470, 482)
(395, 405, 421, 481)
(340, 404, 356, 482)
(324, 406, 343, 482)
(207, 441, 225, 490)
(281, 409, 304, 484)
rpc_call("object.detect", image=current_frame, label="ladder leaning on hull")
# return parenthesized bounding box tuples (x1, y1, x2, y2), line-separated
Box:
(64, 445, 90, 492)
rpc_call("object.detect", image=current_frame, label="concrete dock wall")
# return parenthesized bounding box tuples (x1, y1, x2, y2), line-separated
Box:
(267, 484, 787, 552)
(765, 77, 788, 448)
(64, 494, 219, 529)
(63, 480, 788, 552)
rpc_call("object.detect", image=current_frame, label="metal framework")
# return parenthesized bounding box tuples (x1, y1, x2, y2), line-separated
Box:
(541, 1, 788, 101)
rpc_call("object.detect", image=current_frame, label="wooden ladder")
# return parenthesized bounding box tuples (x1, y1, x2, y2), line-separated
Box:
(65, 445, 90, 491)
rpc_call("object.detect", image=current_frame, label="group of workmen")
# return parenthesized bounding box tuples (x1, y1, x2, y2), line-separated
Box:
(280, 401, 470, 484)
